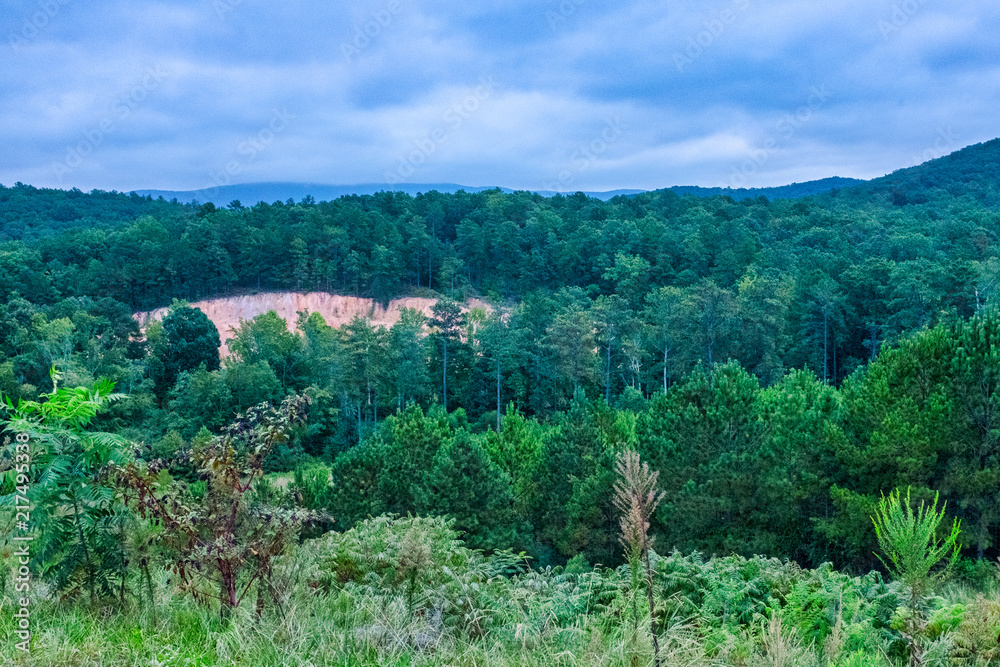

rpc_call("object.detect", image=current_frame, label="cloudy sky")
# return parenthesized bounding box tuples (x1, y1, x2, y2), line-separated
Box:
(2, 0, 998, 193)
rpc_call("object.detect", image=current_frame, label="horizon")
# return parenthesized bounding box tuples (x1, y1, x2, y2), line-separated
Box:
(6, 137, 982, 202)
(3, 1, 998, 194)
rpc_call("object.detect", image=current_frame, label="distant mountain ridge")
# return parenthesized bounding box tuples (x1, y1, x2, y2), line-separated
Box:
(131, 177, 865, 207)
(69, 138, 1000, 209)
(133, 182, 647, 205)
(821, 138, 1000, 207)
(661, 177, 866, 201)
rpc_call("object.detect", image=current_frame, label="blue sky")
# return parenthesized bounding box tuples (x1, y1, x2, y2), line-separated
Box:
(2, 0, 998, 193)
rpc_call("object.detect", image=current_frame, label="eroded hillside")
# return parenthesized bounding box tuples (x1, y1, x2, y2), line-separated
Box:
(134, 292, 489, 355)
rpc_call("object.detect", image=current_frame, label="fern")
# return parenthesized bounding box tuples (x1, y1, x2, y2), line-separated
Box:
(1, 370, 133, 606)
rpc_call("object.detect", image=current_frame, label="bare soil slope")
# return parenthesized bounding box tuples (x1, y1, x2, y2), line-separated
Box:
(134, 292, 489, 355)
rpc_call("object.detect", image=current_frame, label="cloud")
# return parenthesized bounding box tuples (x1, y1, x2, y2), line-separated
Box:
(0, 0, 998, 192)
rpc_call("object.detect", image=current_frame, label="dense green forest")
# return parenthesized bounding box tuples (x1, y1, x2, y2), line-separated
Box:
(2, 139, 1000, 568)
(3, 140, 1000, 665)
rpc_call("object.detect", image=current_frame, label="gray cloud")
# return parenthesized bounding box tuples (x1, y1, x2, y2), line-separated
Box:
(1, 0, 998, 192)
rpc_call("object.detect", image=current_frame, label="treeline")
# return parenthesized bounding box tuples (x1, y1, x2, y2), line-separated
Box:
(306, 308, 1000, 574)
(2, 138, 1000, 392)
(3, 139, 1000, 573)
(6, 293, 1000, 573)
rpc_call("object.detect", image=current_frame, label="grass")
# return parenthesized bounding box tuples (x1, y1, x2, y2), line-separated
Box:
(2, 516, 998, 666)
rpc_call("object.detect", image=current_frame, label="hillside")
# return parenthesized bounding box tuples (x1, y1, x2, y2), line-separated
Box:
(131, 176, 862, 208)
(663, 176, 865, 200)
(821, 138, 1000, 207)
(132, 182, 646, 205)
(7, 137, 1000, 667)
(5, 137, 1000, 385)
(135, 292, 489, 355)
(0, 183, 184, 240)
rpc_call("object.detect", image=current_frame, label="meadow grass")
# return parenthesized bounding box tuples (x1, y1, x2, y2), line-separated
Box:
(2, 516, 998, 667)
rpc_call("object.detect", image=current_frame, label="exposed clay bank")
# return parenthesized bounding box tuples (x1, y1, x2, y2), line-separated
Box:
(134, 292, 489, 356)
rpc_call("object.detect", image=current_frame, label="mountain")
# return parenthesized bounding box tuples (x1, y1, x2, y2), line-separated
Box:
(133, 182, 515, 206)
(130, 177, 862, 207)
(823, 138, 1000, 207)
(131, 182, 648, 205)
(661, 177, 866, 201)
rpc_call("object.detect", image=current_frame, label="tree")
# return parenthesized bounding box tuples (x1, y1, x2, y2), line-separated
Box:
(388, 308, 430, 410)
(636, 361, 764, 555)
(416, 432, 518, 550)
(940, 311, 1000, 557)
(593, 295, 633, 403)
(758, 368, 848, 564)
(481, 404, 543, 516)
(227, 310, 305, 390)
(149, 304, 221, 398)
(603, 252, 651, 306)
(546, 304, 598, 402)
(887, 259, 946, 340)
(370, 244, 402, 306)
(115, 394, 313, 622)
(871, 487, 960, 667)
(736, 268, 794, 385)
(327, 436, 389, 530)
(836, 312, 1000, 560)
(290, 237, 310, 290)
(683, 279, 736, 368)
(224, 359, 283, 413)
(800, 275, 846, 383)
(342, 316, 390, 442)
(165, 365, 233, 438)
(430, 299, 463, 411)
(1, 370, 132, 606)
(327, 404, 455, 531)
(296, 310, 348, 391)
(480, 307, 515, 430)
(532, 399, 620, 564)
(644, 286, 685, 393)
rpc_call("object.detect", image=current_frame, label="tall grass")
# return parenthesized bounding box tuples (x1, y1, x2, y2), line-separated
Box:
(2, 514, 998, 666)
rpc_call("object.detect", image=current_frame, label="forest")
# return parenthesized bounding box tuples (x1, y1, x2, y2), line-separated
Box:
(3, 139, 1000, 665)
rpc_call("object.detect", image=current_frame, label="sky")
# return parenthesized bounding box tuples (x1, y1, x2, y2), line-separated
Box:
(1, 0, 999, 194)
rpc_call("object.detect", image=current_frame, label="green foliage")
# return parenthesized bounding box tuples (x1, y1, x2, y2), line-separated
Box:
(314, 514, 468, 593)
(228, 311, 306, 390)
(4, 508, 998, 667)
(115, 394, 314, 620)
(871, 487, 961, 600)
(871, 486, 962, 665)
(149, 304, 221, 398)
(951, 595, 1000, 665)
(415, 432, 519, 550)
(1, 370, 133, 605)
(9, 148, 1000, 585)
(328, 405, 521, 551)
(291, 460, 333, 511)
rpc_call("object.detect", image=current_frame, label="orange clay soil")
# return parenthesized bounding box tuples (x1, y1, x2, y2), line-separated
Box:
(134, 292, 491, 356)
